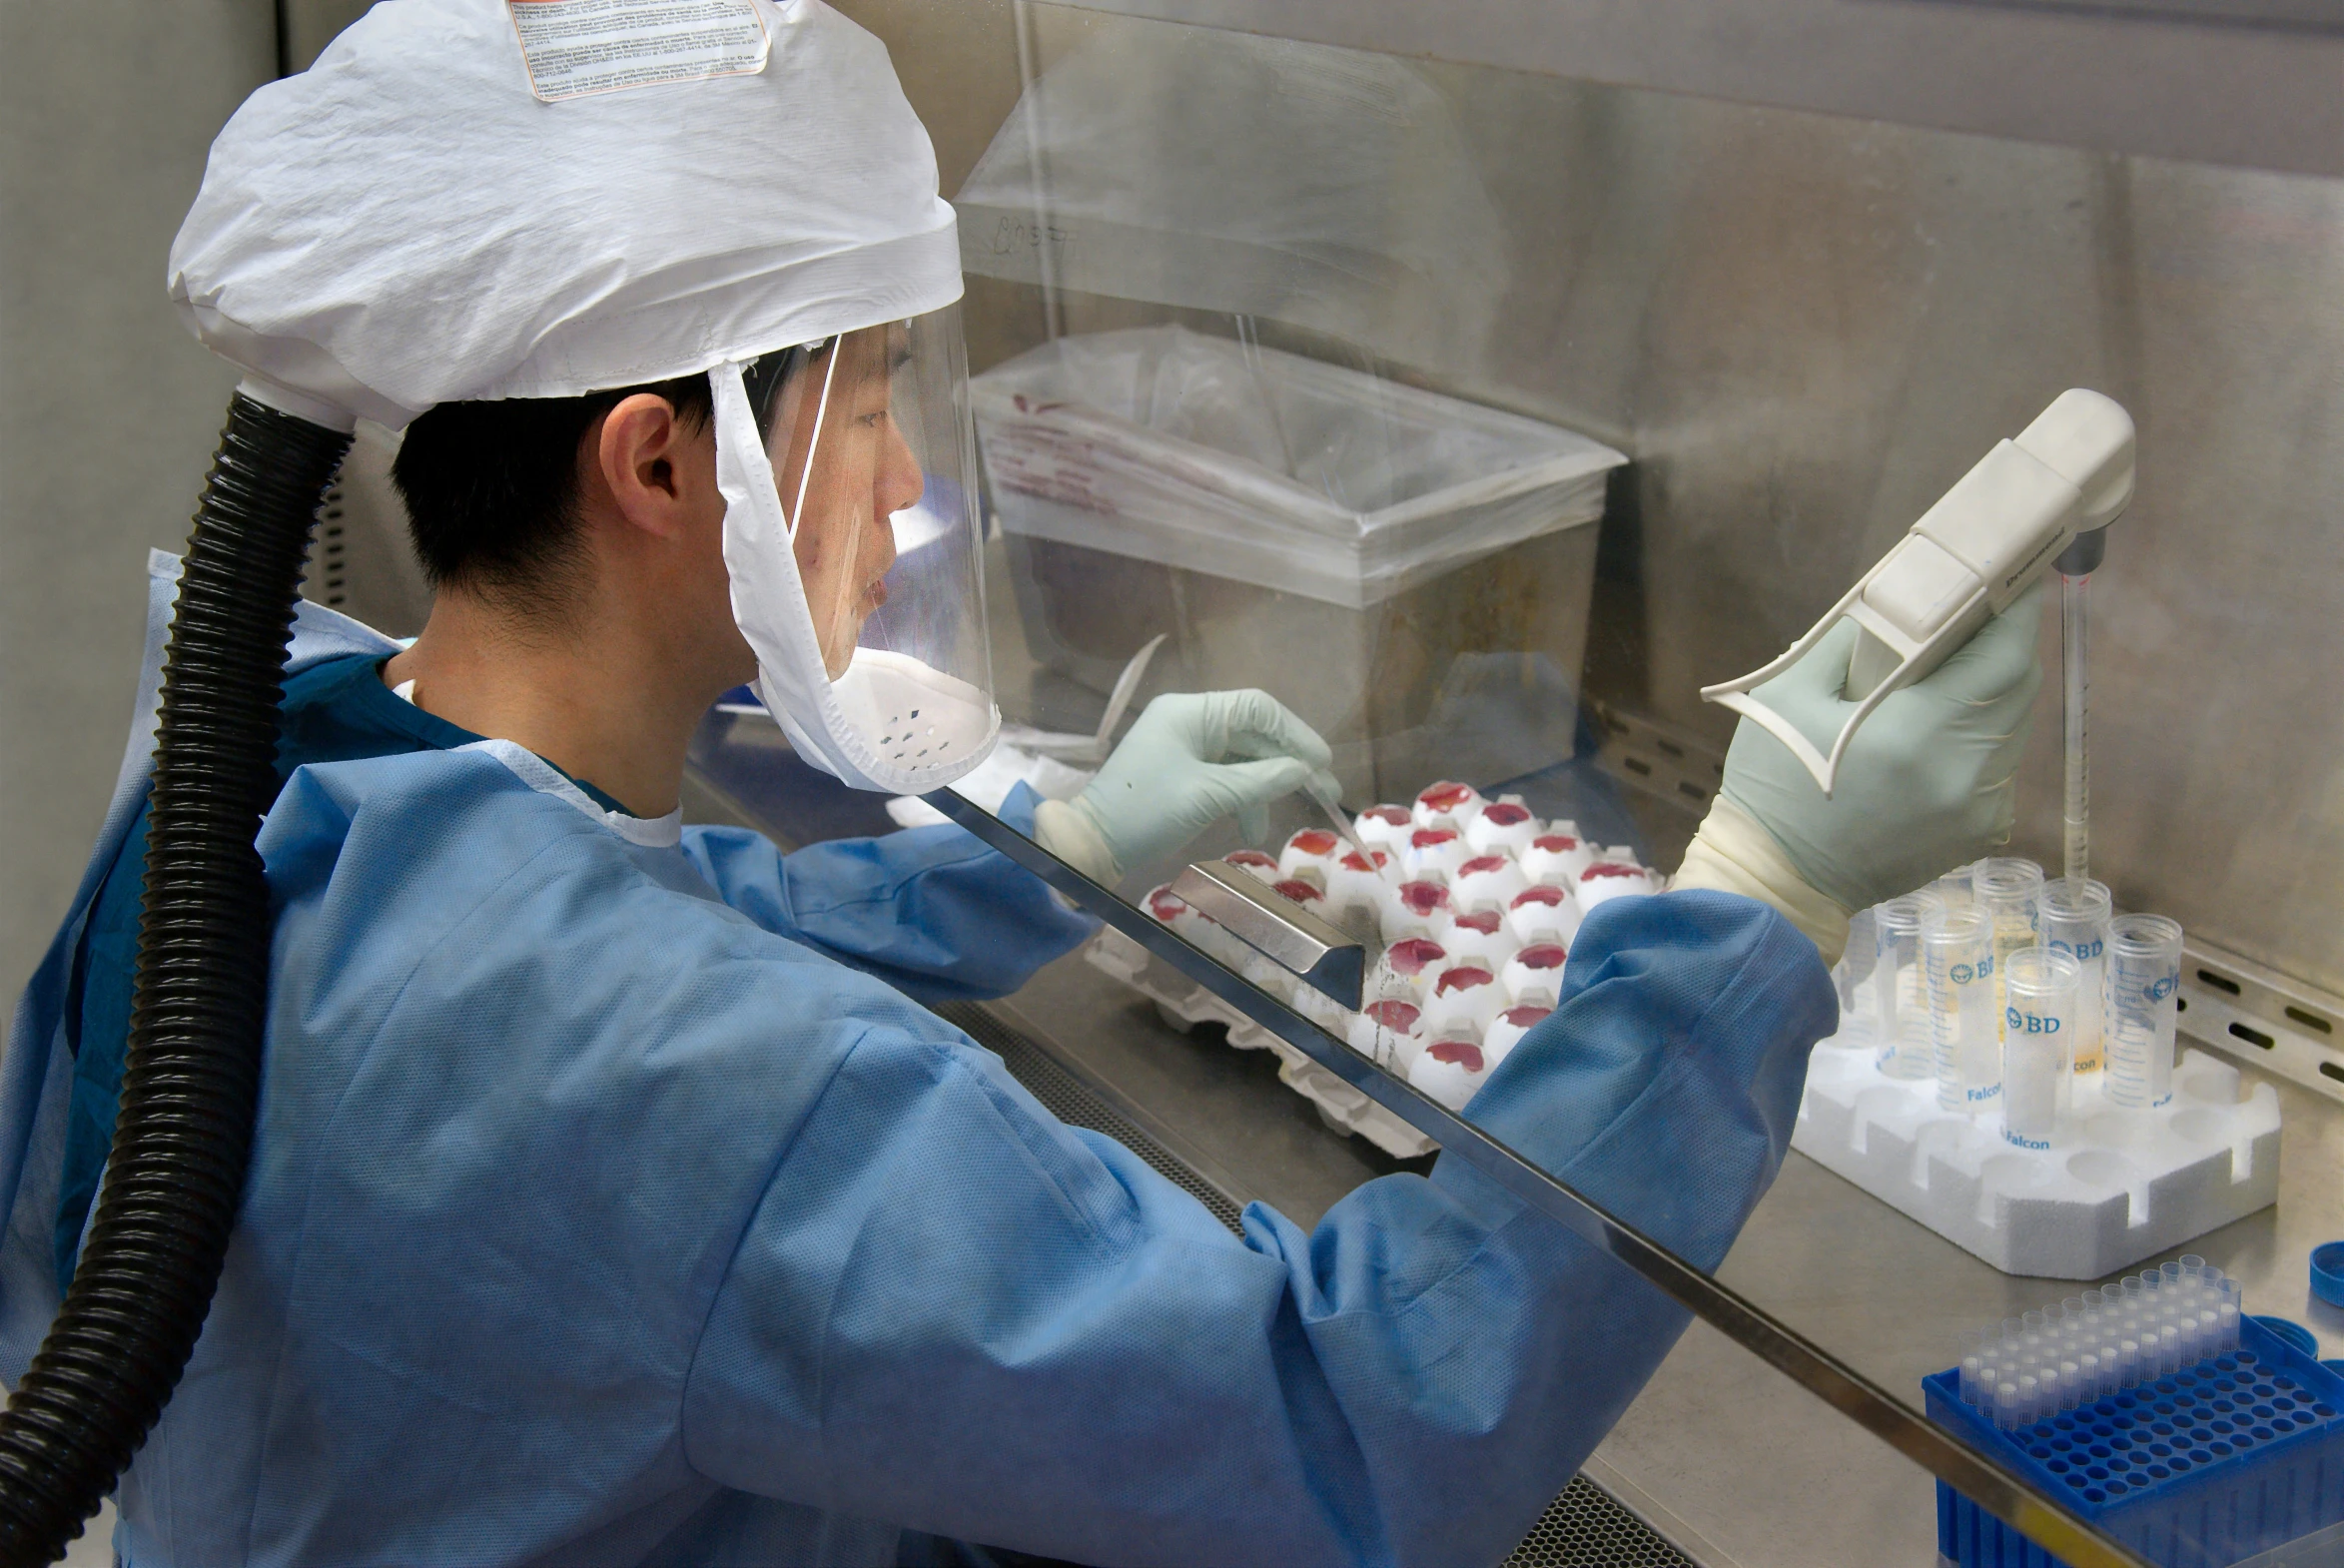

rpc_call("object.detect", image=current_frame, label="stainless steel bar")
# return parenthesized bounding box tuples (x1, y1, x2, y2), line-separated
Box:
(1170, 859, 1365, 1010)
(2178, 936, 2344, 1107)
(927, 788, 2154, 1568)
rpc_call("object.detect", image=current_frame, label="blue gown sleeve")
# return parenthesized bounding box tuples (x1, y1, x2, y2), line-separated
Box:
(677, 781, 1096, 1005)
(682, 889, 1836, 1567)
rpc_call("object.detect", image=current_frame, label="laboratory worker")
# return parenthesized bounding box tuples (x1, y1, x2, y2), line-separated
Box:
(0, 2, 2041, 1563)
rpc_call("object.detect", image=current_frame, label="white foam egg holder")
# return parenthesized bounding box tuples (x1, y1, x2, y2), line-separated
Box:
(1793, 1013, 2282, 1279)
(1086, 923, 1439, 1159)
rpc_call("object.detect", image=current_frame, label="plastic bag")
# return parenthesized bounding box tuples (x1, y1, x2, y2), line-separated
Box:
(954, 26, 1508, 377)
(973, 327, 1626, 609)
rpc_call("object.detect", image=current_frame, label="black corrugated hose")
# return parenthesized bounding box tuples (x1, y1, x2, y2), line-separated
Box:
(0, 391, 350, 1562)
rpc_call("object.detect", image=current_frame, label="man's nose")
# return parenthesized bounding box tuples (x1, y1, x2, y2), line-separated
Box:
(879, 423, 924, 522)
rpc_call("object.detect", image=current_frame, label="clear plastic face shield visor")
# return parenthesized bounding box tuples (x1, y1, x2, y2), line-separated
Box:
(712, 304, 999, 795)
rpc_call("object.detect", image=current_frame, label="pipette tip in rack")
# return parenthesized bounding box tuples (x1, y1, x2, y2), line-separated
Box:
(1956, 1258, 2245, 1430)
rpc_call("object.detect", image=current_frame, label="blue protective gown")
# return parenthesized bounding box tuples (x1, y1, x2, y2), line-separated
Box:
(0, 554, 1837, 1567)
(52, 648, 652, 1293)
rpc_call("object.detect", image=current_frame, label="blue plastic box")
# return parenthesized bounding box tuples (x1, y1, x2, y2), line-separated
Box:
(1929, 1317, 2344, 1567)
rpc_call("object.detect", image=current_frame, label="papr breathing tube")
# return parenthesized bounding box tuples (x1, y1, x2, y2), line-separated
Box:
(0, 384, 349, 1563)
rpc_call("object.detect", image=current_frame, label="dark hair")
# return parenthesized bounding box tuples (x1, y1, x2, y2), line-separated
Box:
(390, 374, 713, 615)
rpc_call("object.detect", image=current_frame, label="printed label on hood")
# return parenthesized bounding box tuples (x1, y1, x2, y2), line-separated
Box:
(508, 0, 769, 103)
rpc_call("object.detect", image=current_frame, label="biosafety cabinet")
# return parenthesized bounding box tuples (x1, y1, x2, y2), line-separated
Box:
(296, 0, 2344, 1561)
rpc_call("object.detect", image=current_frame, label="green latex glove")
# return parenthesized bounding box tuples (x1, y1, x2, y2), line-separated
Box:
(1034, 690, 1339, 883)
(1719, 582, 2045, 914)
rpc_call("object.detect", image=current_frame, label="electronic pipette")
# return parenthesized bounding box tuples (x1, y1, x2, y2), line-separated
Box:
(1702, 390, 2134, 796)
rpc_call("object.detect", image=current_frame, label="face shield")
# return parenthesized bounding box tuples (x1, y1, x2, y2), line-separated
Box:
(713, 303, 998, 794)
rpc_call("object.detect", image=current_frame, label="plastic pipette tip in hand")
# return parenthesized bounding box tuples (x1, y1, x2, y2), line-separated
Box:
(1299, 776, 1377, 867)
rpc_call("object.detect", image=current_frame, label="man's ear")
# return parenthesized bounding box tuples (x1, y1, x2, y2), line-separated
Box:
(590, 392, 706, 541)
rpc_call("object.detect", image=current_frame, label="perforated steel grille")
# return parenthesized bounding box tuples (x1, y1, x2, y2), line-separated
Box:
(1503, 1476, 1698, 1568)
(949, 1003, 1705, 1568)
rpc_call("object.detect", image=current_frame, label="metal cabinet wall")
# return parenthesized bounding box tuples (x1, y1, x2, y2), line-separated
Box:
(843, 0, 2344, 1004)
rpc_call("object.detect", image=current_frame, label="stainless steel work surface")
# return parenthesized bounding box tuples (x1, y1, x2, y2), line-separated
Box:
(1715, 1062, 2344, 1393)
(1589, 1317, 1941, 1568)
(985, 946, 2344, 1567)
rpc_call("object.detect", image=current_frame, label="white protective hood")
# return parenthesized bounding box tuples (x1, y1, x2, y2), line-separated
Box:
(166, 0, 991, 792)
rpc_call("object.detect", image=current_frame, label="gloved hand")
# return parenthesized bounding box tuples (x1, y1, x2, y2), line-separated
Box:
(1033, 690, 1340, 885)
(1676, 583, 2044, 963)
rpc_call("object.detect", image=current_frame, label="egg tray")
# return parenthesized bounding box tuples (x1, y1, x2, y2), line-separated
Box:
(1086, 924, 1438, 1160)
(1929, 1316, 2344, 1567)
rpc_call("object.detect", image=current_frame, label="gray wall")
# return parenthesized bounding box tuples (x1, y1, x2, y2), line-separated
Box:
(0, 1, 275, 994)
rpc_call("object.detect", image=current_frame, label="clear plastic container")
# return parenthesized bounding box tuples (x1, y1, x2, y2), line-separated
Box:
(975, 328, 1627, 801)
(1972, 857, 2045, 1040)
(1929, 866, 1976, 913)
(1924, 906, 2000, 1114)
(2035, 878, 2112, 1075)
(1875, 892, 1947, 1081)
(2000, 946, 2080, 1151)
(1834, 905, 1881, 1055)
(2105, 913, 2184, 1110)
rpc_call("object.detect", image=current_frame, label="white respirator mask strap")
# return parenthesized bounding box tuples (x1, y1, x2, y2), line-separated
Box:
(713, 359, 1000, 795)
(781, 341, 838, 544)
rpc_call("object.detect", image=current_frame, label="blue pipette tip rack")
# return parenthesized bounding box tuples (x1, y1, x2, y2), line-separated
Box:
(2254, 1314, 2320, 1358)
(1930, 1316, 2344, 1567)
(2310, 1243, 2344, 1310)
